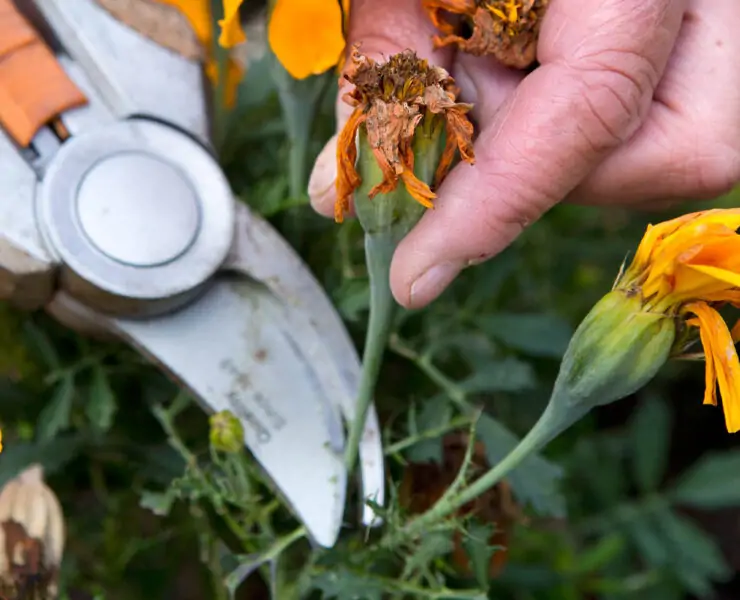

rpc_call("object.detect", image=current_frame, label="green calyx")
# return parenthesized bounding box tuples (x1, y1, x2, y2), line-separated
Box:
(548, 289, 676, 432)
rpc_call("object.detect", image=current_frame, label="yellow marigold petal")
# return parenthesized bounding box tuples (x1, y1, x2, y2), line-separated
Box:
(218, 0, 247, 48)
(205, 58, 244, 108)
(157, 0, 214, 46)
(685, 264, 740, 291)
(685, 302, 740, 432)
(268, 0, 345, 79)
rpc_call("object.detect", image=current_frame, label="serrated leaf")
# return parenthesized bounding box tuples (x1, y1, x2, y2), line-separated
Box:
(86, 366, 118, 432)
(671, 450, 740, 508)
(476, 414, 566, 517)
(405, 396, 452, 464)
(404, 531, 454, 575)
(37, 376, 75, 441)
(479, 313, 573, 358)
(461, 521, 497, 590)
(311, 567, 384, 600)
(653, 509, 731, 597)
(139, 489, 176, 517)
(629, 395, 671, 493)
(459, 358, 536, 393)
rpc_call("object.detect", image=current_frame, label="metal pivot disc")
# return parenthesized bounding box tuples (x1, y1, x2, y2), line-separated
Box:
(37, 119, 235, 314)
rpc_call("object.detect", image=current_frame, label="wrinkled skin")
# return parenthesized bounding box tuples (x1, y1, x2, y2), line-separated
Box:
(308, 0, 740, 309)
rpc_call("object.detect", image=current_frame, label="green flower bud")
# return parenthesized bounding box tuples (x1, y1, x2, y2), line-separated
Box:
(548, 289, 676, 433)
(209, 410, 245, 454)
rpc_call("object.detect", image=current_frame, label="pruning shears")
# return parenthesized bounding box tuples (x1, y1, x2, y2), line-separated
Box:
(0, 0, 384, 547)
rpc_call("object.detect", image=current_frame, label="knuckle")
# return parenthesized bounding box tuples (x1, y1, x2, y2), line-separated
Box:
(567, 49, 656, 150)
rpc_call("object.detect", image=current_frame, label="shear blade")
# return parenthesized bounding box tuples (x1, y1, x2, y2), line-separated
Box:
(101, 277, 348, 547)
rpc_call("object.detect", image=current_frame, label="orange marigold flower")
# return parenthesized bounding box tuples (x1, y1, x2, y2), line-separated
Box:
(422, 0, 549, 69)
(217, 0, 350, 80)
(616, 209, 740, 432)
(335, 46, 475, 223)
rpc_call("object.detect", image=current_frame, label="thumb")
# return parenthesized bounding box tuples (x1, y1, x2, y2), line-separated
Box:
(308, 0, 453, 218)
(390, 0, 686, 308)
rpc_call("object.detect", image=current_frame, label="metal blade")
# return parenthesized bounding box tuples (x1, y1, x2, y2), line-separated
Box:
(50, 276, 348, 548)
(224, 202, 386, 526)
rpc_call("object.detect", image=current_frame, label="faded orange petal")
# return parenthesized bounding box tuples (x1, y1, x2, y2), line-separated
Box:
(335, 108, 365, 223)
(218, 0, 246, 47)
(421, 0, 476, 34)
(685, 302, 740, 432)
(434, 108, 476, 188)
(268, 0, 345, 79)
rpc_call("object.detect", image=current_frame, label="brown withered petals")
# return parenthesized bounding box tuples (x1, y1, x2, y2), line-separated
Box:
(422, 0, 549, 69)
(334, 46, 475, 223)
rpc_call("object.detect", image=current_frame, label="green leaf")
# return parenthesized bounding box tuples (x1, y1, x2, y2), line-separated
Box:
(405, 396, 452, 464)
(404, 531, 454, 575)
(459, 357, 536, 393)
(629, 395, 672, 493)
(139, 489, 176, 517)
(461, 521, 498, 590)
(311, 567, 385, 600)
(86, 366, 118, 432)
(479, 312, 573, 358)
(476, 414, 566, 517)
(653, 509, 731, 596)
(37, 376, 75, 441)
(671, 450, 740, 508)
(0, 435, 83, 487)
(569, 533, 625, 575)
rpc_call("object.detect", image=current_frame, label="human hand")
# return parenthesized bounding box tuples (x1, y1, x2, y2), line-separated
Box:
(308, 0, 740, 309)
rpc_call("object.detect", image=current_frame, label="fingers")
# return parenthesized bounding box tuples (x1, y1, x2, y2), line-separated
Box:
(307, 0, 454, 218)
(390, 0, 687, 308)
(569, 0, 740, 206)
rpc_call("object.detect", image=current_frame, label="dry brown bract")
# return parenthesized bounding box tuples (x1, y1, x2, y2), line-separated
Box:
(335, 46, 475, 223)
(422, 0, 548, 69)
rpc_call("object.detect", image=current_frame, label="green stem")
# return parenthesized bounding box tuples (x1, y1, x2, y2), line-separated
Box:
(344, 230, 397, 472)
(385, 401, 569, 546)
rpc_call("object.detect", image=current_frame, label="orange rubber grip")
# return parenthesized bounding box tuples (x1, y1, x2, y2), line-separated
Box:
(0, 0, 87, 146)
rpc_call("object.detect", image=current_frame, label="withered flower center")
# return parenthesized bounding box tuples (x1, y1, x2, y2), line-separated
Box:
(334, 46, 475, 223)
(422, 0, 549, 69)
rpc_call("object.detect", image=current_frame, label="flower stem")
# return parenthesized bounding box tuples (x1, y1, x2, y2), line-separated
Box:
(344, 230, 397, 472)
(384, 401, 570, 547)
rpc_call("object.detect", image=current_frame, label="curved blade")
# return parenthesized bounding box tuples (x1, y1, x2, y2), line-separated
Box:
(51, 277, 348, 548)
(224, 202, 385, 526)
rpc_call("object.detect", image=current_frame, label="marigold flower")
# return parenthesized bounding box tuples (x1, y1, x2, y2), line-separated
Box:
(217, 0, 349, 80)
(422, 0, 548, 69)
(334, 47, 475, 223)
(615, 209, 740, 432)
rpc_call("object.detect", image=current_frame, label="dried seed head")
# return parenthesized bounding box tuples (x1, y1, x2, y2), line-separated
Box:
(0, 464, 65, 599)
(423, 0, 549, 69)
(335, 46, 475, 223)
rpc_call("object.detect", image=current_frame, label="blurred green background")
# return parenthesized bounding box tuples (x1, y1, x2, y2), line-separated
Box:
(3, 23, 740, 600)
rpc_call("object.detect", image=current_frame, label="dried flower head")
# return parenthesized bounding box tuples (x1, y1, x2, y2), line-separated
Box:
(422, 0, 548, 69)
(335, 46, 475, 223)
(399, 434, 522, 577)
(0, 465, 64, 599)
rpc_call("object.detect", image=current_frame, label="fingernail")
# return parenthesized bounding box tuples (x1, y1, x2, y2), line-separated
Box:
(409, 262, 461, 307)
(308, 135, 338, 212)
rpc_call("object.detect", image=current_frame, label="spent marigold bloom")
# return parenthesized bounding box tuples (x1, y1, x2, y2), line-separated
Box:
(334, 46, 475, 223)
(422, 0, 548, 69)
(217, 0, 349, 80)
(615, 209, 740, 432)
